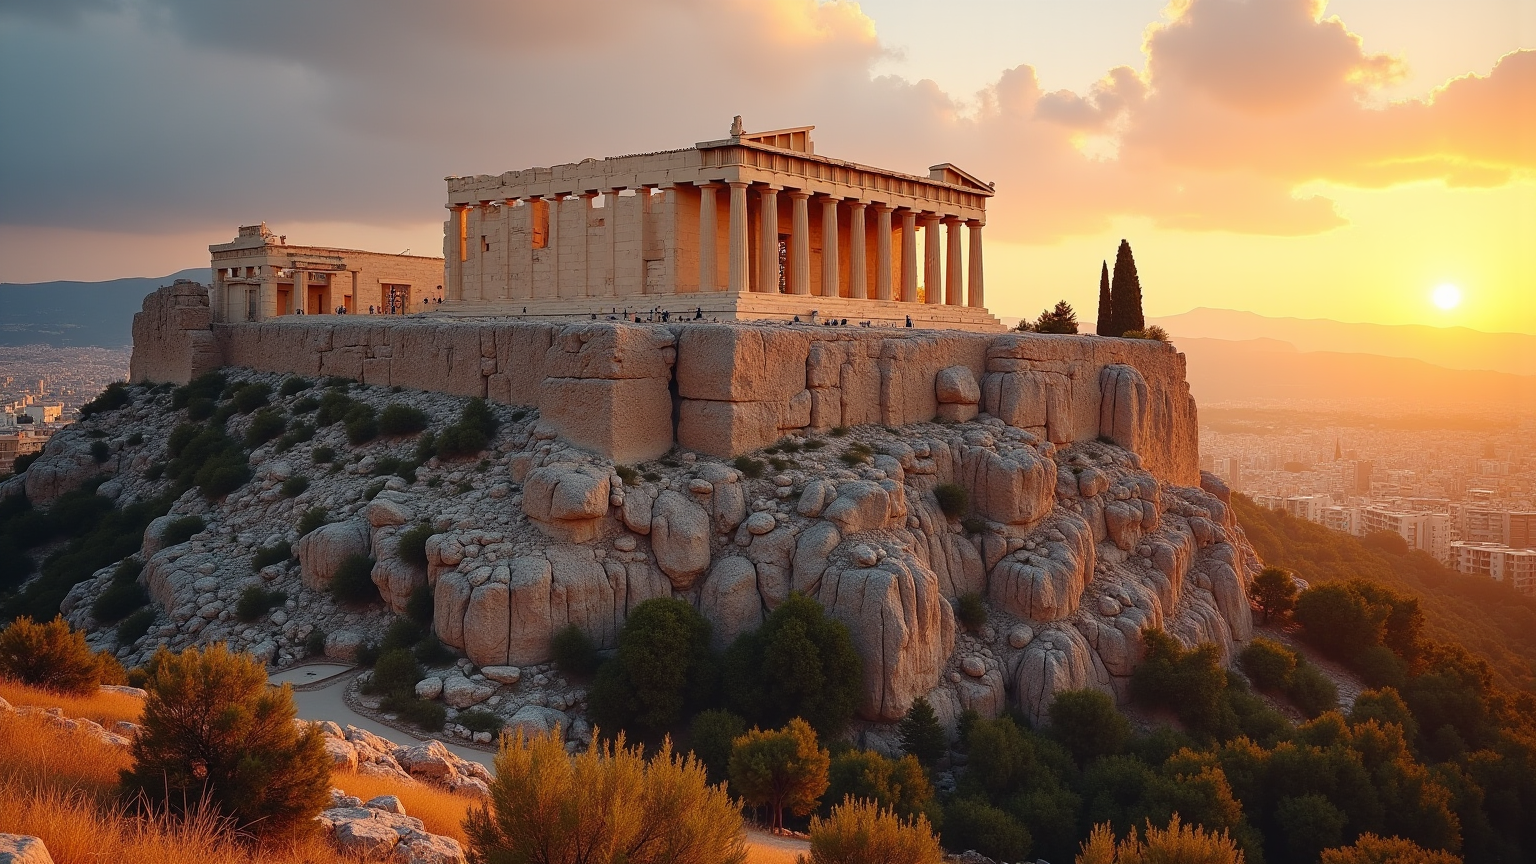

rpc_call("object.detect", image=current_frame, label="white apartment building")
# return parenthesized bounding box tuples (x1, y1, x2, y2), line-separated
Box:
(1359, 506, 1451, 562)
(1451, 542, 1536, 596)
(1322, 506, 1358, 534)
(1284, 495, 1330, 523)
(1457, 508, 1536, 550)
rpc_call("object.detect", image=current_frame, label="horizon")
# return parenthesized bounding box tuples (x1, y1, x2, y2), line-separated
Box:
(1, 0, 1532, 334)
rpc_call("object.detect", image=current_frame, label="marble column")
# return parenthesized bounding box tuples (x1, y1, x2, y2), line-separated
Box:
(820, 196, 840, 298)
(789, 190, 811, 296)
(603, 190, 621, 296)
(847, 201, 867, 300)
(293, 270, 305, 315)
(578, 193, 596, 298)
(758, 186, 780, 293)
(874, 204, 893, 301)
(728, 182, 750, 294)
(547, 195, 562, 299)
(900, 210, 918, 303)
(945, 217, 964, 306)
(923, 213, 941, 305)
(698, 183, 718, 292)
(634, 189, 650, 295)
(967, 221, 985, 308)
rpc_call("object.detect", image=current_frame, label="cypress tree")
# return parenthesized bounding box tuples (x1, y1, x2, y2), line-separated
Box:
(1095, 260, 1112, 336)
(1110, 239, 1144, 336)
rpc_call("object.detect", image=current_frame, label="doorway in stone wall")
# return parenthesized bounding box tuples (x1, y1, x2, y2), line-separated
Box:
(307, 286, 326, 314)
(383, 284, 410, 315)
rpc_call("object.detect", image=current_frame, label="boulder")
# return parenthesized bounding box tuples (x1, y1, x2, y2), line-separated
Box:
(959, 445, 1055, 526)
(325, 630, 365, 662)
(797, 480, 834, 518)
(506, 704, 567, 739)
(547, 544, 621, 650)
(365, 795, 407, 815)
(481, 666, 521, 685)
(1014, 626, 1111, 725)
(372, 532, 426, 616)
(414, 677, 444, 700)
(365, 498, 414, 528)
(935, 365, 981, 404)
(507, 556, 555, 665)
(699, 557, 763, 650)
(523, 465, 612, 542)
(649, 490, 711, 589)
(440, 675, 493, 709)
(821, 481, 892, 534)
(820, 552, 956, 722)
(296, 520, 371, 591)
(792, 521, 841, 596)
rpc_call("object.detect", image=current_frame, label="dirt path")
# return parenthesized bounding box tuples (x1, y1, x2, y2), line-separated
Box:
(745, 826, 809, 864)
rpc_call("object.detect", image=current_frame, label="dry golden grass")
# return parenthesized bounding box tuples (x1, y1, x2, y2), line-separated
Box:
(0, 708, 359, 864)
(0, 676, 144, 725)
(0, 708, 132, 799)
(332, 770, 473, 843)
(743, 827, 810, 864)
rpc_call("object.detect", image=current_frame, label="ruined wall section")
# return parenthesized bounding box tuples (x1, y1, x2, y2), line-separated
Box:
(128, 280, 220, 386)
(130, 284, 1197, 482)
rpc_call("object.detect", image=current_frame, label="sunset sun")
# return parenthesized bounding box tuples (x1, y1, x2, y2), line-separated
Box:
(1431, 283, 1462, 311)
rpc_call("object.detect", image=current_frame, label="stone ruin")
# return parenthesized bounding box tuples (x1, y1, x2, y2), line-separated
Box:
(14, 280, 1262, 742)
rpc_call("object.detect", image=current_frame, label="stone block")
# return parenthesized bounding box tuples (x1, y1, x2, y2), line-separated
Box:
(539, 377, 673, 464)
(675, 326, 810, 402)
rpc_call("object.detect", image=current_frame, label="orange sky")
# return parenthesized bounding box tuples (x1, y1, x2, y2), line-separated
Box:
(0, 0, 1531, 333)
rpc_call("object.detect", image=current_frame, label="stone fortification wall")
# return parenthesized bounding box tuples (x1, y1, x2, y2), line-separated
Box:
(130, 283, 1198, 482)
(128, 280, 220, 386)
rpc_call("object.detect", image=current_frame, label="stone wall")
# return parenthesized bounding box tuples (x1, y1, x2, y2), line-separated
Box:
(129, 283, 1198, 481)
(128, 280, 220, 386)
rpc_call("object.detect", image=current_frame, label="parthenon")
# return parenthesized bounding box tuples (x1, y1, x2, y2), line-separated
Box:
(442, 119, 1003, 331)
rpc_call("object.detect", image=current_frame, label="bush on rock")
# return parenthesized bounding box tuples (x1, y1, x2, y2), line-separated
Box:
(589, 597, 718, 738)
(121, 644, 331, 836)
(0, 615, 122, 695)
(723, 592, 862, 739)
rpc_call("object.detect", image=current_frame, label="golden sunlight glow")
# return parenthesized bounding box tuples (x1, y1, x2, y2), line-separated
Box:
(1432, 283, 1464, 310)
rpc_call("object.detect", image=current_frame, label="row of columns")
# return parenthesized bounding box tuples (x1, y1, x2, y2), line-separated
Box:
(704, 182, 984, 307)
(450, 180, 985, 307)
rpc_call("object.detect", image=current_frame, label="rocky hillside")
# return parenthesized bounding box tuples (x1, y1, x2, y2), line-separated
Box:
(4, 364, 1262, 744)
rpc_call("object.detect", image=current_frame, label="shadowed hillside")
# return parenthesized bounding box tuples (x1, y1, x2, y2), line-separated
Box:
(0, 269, 208, 348)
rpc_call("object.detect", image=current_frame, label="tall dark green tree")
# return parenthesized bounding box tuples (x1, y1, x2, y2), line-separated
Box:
(1110, 239, 1144, 336)
(1095, 259, 1113, 336)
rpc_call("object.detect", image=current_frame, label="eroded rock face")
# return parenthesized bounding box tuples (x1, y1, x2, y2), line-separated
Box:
(821, 550, 956, 722)
(649, 491, 711, 589)
(296, 520, 371, 591)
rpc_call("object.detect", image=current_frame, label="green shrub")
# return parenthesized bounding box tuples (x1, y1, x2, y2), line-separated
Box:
(687, 709, 747, 784)
(397, 523, 433, 569)
(954, 592, 987, 632)
(171, 372, 226, 410)
(185, 397, 216, 421)
(344, 405, 379, 445)
(588, 597, 719, 736)
(330, 554, 379, 605)
(806, 797, 943, 864)
(89, 440, 111, 463)
(160, 515, 205, 546)
(274, 422, 315, 453)
(244, 409, 287, 448)
(279, 376, 310, 397)
(899, 695, 947, 767)
(380, 692, 446, 731)
(78, 382, 131, 419)
(732, 455, 766, 478)
(413, 633, 455, 666)
(235, 586, 287, 622)
(378, 404, 429, 436)
(1239, 638, 1297, 691)
(91, 580, 150, 624)
(838, 450, 869, 467)
(435, 398, 499, 460)
(551, 623, 600, 676)
(230, 382, 272, 414)
(12, 451, 41, 475)
(942, 797, 1031, 862)
(315, 391, 354, 426)
(305, 629, 328, 657)
(1286, 660, 1339, 718)
(120, 644, 332, 835)
(280, 476, 309, 498)
(291, 396, 319, 414)
(1048, 688, 1130, 765)
(724, 592, 863, 739)
(615, 465, 640, 487)
(125, 432, 144, 446)
(961, 516, 987, 535)
(325, 376, 352, 389)
(456, 709, 503, 735)
(363, 481, 387, 501)
(297, 507, 329, 537)
(363, 647, 423, 696)
(193, 451, 251, 499)
(381, 617, 425, 652)
(311, 445, 336, 464)
(0, 615, 116, 695)
(1129, 629, 1227, 735)
(933, 483, 968, 518)
(116, 608, 157, 644)
(251, 540, 292, 570)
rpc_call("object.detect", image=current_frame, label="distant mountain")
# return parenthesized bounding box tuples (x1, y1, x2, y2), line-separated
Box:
(1150, 308, 1536, 377)
(1175, 336, 1536, 407)
(0, 269, 209, 348)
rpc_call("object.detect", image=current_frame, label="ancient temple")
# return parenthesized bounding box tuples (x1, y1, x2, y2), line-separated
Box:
(442, 119, 1002, 331)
